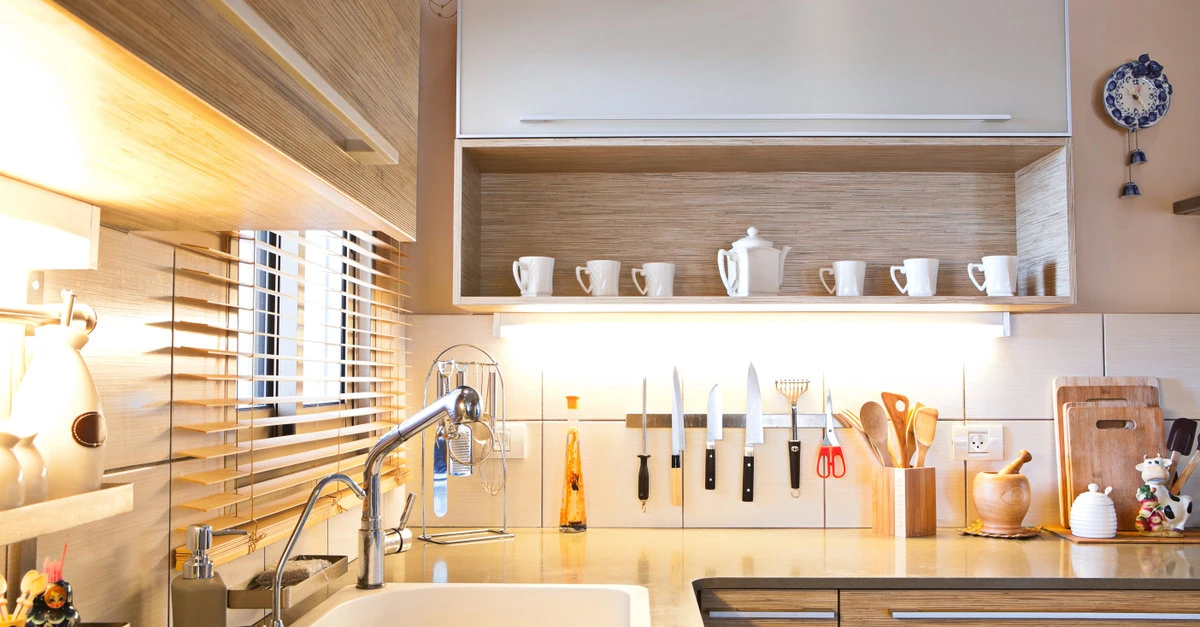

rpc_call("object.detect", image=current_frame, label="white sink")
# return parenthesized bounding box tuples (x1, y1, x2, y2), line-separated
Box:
(291, 582, 652, 627)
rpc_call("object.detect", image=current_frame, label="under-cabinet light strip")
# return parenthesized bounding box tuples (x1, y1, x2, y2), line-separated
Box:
(522, 113, 1012, 123)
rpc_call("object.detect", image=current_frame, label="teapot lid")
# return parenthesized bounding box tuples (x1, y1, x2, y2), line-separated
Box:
(730, 227, 774, 251)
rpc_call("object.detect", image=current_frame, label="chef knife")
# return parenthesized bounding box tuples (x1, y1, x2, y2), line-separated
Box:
(743, 363, 763, 502)
(705, 384, 722, 490)
(637, 376, 650, 510)
(670, 367, 685, 507)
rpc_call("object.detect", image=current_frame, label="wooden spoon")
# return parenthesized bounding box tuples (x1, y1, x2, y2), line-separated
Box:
(913, 407, 939, 467)
(860, 402, 893, 468)
(880, 392, 910, 463)
(839, 409, 883, 466)
(905, 402, 924, 467)
(14, 570, 47, 620)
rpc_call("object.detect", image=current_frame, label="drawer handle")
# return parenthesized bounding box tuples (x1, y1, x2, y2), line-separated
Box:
(709, 611, 837, 620)
(208, 0, 401, 165)
(521, 113, 1012, 123)
(892, 611, 1200, 621)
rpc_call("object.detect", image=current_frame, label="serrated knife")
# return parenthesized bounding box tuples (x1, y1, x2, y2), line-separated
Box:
(743, 363, 763, 502)
(705, 384, 722, 490)
(670, 367, 685, 507)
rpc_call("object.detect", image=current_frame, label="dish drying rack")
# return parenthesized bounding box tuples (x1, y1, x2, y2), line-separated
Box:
(418, 343, 514, 545)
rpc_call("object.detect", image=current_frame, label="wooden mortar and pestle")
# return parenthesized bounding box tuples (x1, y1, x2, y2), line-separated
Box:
(973, 449, 1033, 535)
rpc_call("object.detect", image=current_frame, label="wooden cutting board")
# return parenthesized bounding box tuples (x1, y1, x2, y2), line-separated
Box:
(1064, 404, 1164, 531)
(1053, 377, 1159, 526)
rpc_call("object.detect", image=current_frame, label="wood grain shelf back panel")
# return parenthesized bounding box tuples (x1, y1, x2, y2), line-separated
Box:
(474, 171, 1018, 298)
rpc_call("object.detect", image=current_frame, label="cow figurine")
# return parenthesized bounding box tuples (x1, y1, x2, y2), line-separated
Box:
(1135, 455, 1192, 532)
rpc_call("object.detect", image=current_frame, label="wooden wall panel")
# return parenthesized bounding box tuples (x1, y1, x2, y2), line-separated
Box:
(458, 152, 483, 298)
(37, 465, 171, 627)
(42, 228, 174, 469)
(474, 171, 1017, 298)
(1015, 146, 1072, 297)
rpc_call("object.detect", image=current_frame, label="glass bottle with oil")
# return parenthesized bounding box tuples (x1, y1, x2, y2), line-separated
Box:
(559, 395, 587, 532)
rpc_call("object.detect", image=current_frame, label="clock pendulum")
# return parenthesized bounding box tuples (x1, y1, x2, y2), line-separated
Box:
(1102, 54, 1172, 199)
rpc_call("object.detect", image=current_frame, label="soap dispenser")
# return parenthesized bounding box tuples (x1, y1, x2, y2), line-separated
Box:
(172, 524, 247, 627)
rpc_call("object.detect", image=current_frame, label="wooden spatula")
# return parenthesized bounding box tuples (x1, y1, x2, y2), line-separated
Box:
(860, 402, 893, 468)
(880, 392, 910, 464)
(906, 402, 924, 467)
(913, 407, 939, 467)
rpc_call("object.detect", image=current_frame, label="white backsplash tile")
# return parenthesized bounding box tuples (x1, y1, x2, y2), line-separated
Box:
(1105, 314, 1200, 419)
(965, 420, 1060, 528)
(683, 426, 825, 528)
(542, 420, 683, 528)
(824, 347, 964, 421)
(965, 314, 1104, 419)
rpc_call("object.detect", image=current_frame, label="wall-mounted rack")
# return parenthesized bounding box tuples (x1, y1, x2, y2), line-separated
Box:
(624, 413, 851, 430)
(0, 291, 98, 333)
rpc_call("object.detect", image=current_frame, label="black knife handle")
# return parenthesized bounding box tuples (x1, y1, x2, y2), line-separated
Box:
(788, 440, 802, 491)
(705, 449, 716, 490)
(742, 455, 754, 502)
(637, 454, 650, 502)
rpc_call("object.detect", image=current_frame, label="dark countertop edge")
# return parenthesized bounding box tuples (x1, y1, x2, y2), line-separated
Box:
(693, 577, 1200, 591)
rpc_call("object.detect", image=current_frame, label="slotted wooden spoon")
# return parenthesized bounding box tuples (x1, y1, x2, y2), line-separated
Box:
(913, 407, 939, 467)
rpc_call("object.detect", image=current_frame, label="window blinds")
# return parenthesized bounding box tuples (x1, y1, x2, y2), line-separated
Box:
(170, 230, 408, 569)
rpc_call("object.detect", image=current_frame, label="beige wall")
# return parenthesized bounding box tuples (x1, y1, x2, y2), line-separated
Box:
(1069, 0, 1200, 312)
(413, 0, 1200, 314)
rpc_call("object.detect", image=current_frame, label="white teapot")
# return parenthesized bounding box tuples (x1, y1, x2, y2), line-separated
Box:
(717, 227, 792, 297)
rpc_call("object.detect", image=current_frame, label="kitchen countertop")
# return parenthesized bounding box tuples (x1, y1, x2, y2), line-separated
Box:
(282, 528, 1200, 626)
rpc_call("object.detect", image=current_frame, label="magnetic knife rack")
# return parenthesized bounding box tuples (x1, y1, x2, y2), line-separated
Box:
(623, 413, 851, 429)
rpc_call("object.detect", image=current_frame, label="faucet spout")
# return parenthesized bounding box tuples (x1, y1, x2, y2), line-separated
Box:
(358, 385, 481, 589)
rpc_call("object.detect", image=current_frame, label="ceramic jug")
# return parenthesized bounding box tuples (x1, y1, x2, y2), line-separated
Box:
(0, 431, 24, 510)
(8, 325, 107, 500)
(717, 227, 791, 297)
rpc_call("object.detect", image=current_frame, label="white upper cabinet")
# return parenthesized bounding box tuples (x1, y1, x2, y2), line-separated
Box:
(458, 0, 1070, 137)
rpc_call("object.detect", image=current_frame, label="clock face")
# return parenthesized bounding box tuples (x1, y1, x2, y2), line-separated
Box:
(1104, 55, 1172, 129)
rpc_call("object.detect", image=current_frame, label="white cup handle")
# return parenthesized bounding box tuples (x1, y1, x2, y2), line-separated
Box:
(819, 267, 836, 295)
(513, 261, 529, 292)
(968, 263, 987, 292)
(632, 268, 648, 295)
(575, 266, 592, 294)
(717, 250, 738, 295)
(890, 265, 908, 294)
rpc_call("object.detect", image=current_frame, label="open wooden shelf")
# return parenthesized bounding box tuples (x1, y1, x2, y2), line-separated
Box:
(453, 137, 1075, 313)
(0, 483, 133, 546)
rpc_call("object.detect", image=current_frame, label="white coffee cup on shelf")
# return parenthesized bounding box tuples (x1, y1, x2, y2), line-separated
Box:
(819, 260, 866, 297)
(631, 262, 675, 297)
(576, 260, 621, 296)
(890, 258, 940, 297)
(512, 256, 555, 297)
(968, 255, 1018, 297)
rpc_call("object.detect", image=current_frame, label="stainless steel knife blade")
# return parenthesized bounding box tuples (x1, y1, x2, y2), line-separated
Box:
(671, 368, 685, 455)
(746, 364, 763, 446)
(707, 384, 723, 445)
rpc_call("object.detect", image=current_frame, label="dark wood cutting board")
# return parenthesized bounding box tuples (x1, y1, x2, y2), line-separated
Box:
(1065, 404, 1164, 531)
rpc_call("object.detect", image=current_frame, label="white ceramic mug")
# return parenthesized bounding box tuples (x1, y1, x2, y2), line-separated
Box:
(631, 262, 675, 297)
(890, 258, 940, 297)
(576, 260, 621, 296)
(819, 260, 866, 297)
(512, 256, 555, 297)
(968, 255, 1018, 297)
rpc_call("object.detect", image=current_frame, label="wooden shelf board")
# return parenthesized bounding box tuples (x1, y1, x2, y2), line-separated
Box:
(455, 295, 1074, 314)
(176, 468, 250, 486)
(1175, 195, 1200, 215)
(0, 483, 134, 546)
(460, 137, 1068, 175)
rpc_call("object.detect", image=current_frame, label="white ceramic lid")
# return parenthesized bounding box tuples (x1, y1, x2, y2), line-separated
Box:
(1075, 483, 1114, 505)
(730, 227, 774, 251)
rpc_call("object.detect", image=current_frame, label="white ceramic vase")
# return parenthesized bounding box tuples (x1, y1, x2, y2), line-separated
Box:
(0, 431, 25, 510)
(8, 325, 107, 500)
(13, 433, 47, 504)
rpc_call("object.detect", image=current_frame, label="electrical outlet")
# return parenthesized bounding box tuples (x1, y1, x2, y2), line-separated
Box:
(494, 422, 526, 459)
(951, 424, 1004, 461)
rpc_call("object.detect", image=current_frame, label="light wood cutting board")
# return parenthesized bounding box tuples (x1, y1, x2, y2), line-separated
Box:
(1064, 404, 1164, 531)
(1053, 376, 1159, 526)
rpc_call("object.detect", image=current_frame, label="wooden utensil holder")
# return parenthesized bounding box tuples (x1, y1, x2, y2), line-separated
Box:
(872, 467, 937, 537)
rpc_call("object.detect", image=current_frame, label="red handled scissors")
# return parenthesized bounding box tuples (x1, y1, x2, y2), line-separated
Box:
(817, 389, 846, 479)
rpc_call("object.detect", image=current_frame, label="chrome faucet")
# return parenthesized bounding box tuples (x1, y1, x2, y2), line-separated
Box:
(358, 385, 481, 589)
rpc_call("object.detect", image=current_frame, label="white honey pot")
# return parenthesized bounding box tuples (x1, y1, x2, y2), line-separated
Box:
(717, 227, 791, 297)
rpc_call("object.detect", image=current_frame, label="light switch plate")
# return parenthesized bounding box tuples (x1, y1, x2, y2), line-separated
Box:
(495, 422, 526, 459)
(950, 424, 1004, 461)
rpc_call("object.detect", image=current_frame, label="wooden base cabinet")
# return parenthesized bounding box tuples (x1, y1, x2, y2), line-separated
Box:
(700, 589, 839, 627)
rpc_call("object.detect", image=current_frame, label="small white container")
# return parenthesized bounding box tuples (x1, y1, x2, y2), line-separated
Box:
(1069, 483, 1118, 539)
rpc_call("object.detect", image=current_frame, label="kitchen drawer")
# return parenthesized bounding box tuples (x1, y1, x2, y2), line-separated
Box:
(460, 0, 1068, 138)
(840, 589, 1200, 626)
(53, 0, 419, 239)
(700, 589, 838, 626)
